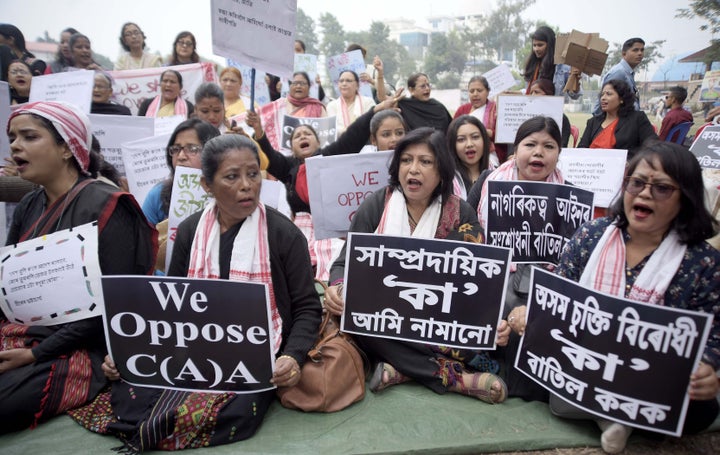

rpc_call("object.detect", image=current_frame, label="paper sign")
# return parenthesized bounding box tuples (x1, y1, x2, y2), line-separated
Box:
(496, 95, 564, 143)
(0, 81, 10, 160)
(29, 70, 94, 113)
(0, 222, 103, 326)
(227, 58, 271, 106)
(122, 133, 172, 206)
(558, 148, 627, 207)
(89, 114, 155, 176)
(326, 50, 372, 98)
(281, 115, 337, 151)
(483, 64, 516, 99)
(154, 115, 186, 137)
(211, 0, 297, 78)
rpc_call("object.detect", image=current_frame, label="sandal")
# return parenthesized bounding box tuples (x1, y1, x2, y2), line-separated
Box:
(453, 371, 508, 404)
(368, 362, 410, 393)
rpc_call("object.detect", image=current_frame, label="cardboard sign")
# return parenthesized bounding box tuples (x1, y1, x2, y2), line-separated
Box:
(496, 95, 564, 143)
(102, 276, 275, 393)
(558, 148, 627, 208)
(29, 70, 94, 113)
(555, 30, 609, 76)
(516, 268, 712, 436)
(306, 151, 392, 240)
(341, 233, 511, 350)
(0, 222, 102, 326)
(89, 114, 155, 176)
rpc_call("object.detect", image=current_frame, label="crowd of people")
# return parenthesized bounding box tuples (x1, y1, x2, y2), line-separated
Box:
(0, 19, 718, 455)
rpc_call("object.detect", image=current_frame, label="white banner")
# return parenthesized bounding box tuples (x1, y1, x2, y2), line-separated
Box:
(558, 148, 628, 208)
(122, 133, 172, 206)
(29, 70, 94, 113)
(496, 95, 564, 143)
(89, 114, 155, 176)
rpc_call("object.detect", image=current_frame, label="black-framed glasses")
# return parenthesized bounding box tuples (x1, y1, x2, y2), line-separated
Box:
(167, 144, 202, 156)
(623, 177, 679, 200)
(176, 40, 194, 48)
(290, 81, 308, 87)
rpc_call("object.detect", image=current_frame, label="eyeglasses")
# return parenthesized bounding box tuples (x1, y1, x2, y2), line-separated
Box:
(415, 83, 431, 90)
(623, 177, 679, 200)
(168, 144, 202, 156)
(123, 30, 143, 37)
(93, 85, 111, 90)
(176, 40, 194, 48)
(290, 81, 309, 87)
(9, 68, 30, 76)
(338, 78, 356, 84)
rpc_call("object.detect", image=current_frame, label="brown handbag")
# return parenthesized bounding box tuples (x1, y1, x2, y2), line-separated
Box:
(277, 284, 367, 412)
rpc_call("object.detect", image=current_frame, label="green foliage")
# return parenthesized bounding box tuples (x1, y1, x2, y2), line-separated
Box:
(296, 8, 319, 54)
(475, 0, 536, 62)
(676, 0, 720, 35)
(319, 13, 346, 59)
(346, 22, 415, 88)
(424, 31, 466, 83)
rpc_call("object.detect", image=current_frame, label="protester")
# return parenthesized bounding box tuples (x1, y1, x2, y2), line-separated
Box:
(285, 71, 326, 117)
(528, 78, 572, 147)
(114, 22, 162, 70)
(193, 82, 228, 131)
(137, 69, 194, 118)
(326, 70, 376, 135)
(522, 26, 581, 99)
(658, 86, 693, 141)
(67, 33, 103, 70)
(593, 37, 645, 114)
(90, 71, 131, 115)
(0, 101, 156, 434)
(75, 134, 322, 451)
(0, 23, 46, 79)
(7, 60, 31, 104)
(323, 127, 510, 402)
(447, 115, 493, 199)
(293, 39, 326, 102)
(46, 27, 78, 74)
(506, 142, 720, 453)
(166, 31, 200, 66)
(367, 109, 406, 152)
(578, 79, 657, 160)
(453, 76, 497, 138)
(220, 66, 255, 118)
(398, 73, 452, 132)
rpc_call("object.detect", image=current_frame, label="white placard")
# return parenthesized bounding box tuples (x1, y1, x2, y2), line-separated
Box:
(260, 179, 291, 219)
(326, 50, 372, 98)
(226, 59, 271, 106)
(211, 0, 297, 79)
(89, 114, 155, 176)
(557, 148, 628, 208)
(0, 222, 103, 326)
(306, 151, 393, 240)
(166, 167, 210, 272)
(29, 70, 94, 113)
(482, 64, 516, 99)
(122, 133, 172, 206)
(294, 53, 319, 99)
(109, 63, 217, 115)
(496, 95, 564, 143)
(154, 115, 186, 137)
(0, 81, 10, 160)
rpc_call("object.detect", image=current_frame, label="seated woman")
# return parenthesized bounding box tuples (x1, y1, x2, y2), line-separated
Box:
(246, 93, 403, 280)
(0, 101, 156, 434)
(114, 22, 162, 70)
(466, 116, 568, 402)
(506, 141, 720, 453)
(528, 78, 572, 147)
(7, 59, 31, 104)
(326, 70, 376, 135)
(398, 73, 452, 132)
(447, 114, 494, 199)
(90, 71, 131, 115)
(137, 69, 194, 119)
(323, 127, 510, 403)
(578, 79, 657, 160)
(87, 135, 322, 451)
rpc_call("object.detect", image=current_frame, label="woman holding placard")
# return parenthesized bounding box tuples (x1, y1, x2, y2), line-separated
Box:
(528, 78, 572, 147)
(506, 142, 720, 453)
(578, 79, 657, 160)
(522, 26, 581, 99)
(91, 134, 321, 451)
(0, 101, 156, 434)
(326, 70, 376, 135)
(285, 71, 326, 118)
(398, 73, 452, 132)
(323, 127, 510, 402)
(137, 69, 194, 119)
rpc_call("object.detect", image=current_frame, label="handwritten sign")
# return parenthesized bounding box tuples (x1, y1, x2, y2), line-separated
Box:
(281, 115, 337, 152)
(29, 70, 94, 113)
(516, 268, 712, 437)
(698, 70, 720, 103)
(306, 151, 392, 239)
(0, 222, 102, 326)
(485, 181, 594, 264)
(483, 64, 516, 99)
(341, 233, 511, 349)
(211, 0, 296, 79)
(89, 114, 155, 176)
(227, 58, 271, 106)
(558, 148, 627, 208)
(496, 95, 564, 143)
(102, 276, 275, 393)
(326, 50, 372, 98)
(690, 125, 720, 170)
(122, 133, 172, 206)
(108, 63, 217, 115)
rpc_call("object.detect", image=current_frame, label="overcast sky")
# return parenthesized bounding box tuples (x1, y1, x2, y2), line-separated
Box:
(1, 0, 714, 77)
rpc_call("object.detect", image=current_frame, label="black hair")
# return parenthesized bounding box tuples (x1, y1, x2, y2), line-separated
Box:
(27, 113, 99, 177)
(345, 43, 367, 58)
(468, 75, 490, 91)
(524, 26, 556, 83)
(292, 71, 312, 86)
(170, 31, 199, 64)
(194, 82, 224, 104)
(407, 73, 429, 89)
(201, 134, 261, 184)
(668, 86, 688, 105)
(530, 78, 555, 96)
(622, 37, 645, 53)
(294, 39, 306, 52)
(388, 127, 455, 203)
(370, 110, 406, 140)
(119, 22, 147, 52)
(514, 116, 562, 150)
(447, 115, 491, 187)
(608, 141, 717, 244)
(160, 69, 183, 89)
(0, 24, 31, 56)
(602, 79, 635, 117)
(55, 27, 79, 66)
(339, 70, 359, 84)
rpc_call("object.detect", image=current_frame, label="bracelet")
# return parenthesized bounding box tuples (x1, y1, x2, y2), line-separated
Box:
(277, 354, 296, 364)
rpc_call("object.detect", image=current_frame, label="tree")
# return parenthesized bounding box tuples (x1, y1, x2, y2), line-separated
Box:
(676, 1, 720, 70)
(296, 8, 319, 54)
(476, 0, 536, 63)
(603, 40, 666, 74)
(318, 13, 346, 58)
(424, 31, 467, 87)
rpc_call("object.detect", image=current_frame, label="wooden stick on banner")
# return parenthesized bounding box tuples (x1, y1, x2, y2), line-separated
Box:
(250, 68, 256, 112)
